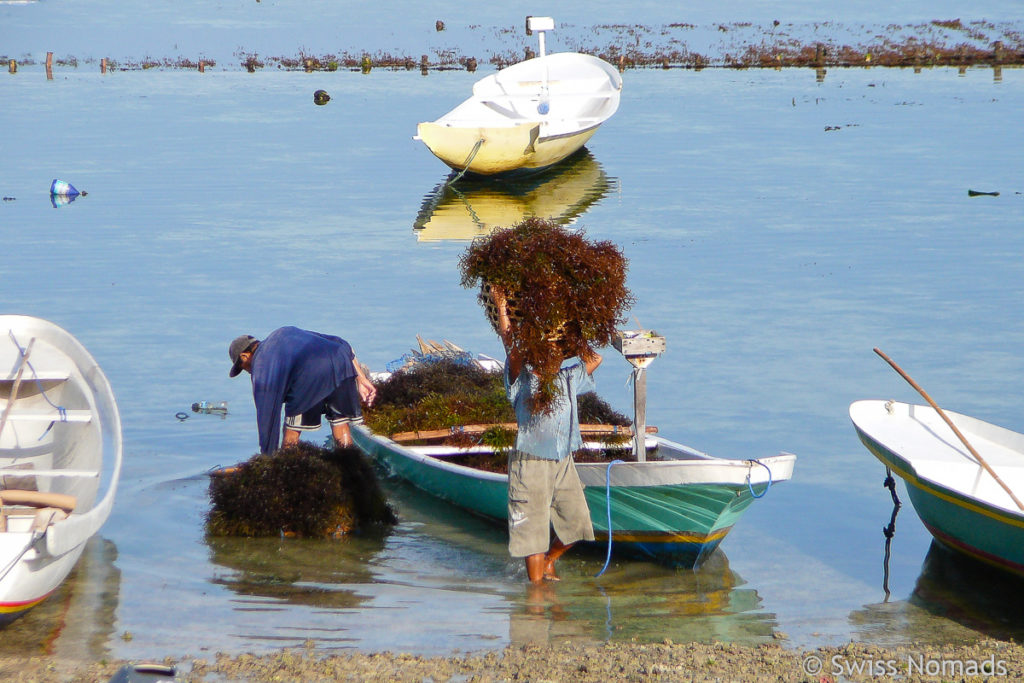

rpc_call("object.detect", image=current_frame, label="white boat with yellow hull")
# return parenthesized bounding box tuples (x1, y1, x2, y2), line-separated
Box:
(415, 17, 622, 177)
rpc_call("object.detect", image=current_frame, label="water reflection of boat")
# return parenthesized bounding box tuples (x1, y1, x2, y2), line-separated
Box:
(911, 541, 1024, 640)
(511, 549, 777, 646)
(205, 535, 384, 609)
(384, 478, 777, 646)
(850, 540, 1024, 645)
(413, 149, 615, 242)
(0, 537, 120, 659)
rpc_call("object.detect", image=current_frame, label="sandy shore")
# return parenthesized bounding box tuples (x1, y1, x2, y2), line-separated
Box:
(6, 638, 1024, 682)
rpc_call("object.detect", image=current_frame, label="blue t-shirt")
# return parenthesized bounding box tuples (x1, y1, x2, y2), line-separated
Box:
(504, 357, 596, 461)
(249, 326, 356, 453)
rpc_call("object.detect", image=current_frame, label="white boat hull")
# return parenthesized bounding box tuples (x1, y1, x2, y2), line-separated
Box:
(0, 315, 122, 624)
(851, 399, 1024, 576)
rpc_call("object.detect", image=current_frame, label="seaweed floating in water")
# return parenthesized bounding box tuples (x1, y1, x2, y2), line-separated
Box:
(207, 442, 396, 538)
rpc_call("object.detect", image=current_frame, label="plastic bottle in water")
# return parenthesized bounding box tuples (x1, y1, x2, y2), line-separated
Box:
(192, 401, 228, 417)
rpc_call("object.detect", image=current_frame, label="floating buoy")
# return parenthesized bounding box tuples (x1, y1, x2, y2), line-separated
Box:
(50, 179, 81, 197)
(50, 179, 86, 208)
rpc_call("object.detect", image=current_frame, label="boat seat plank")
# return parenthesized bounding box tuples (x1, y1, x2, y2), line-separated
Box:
(0, 468, 98, 478)
(0, 372, 71, 383)
(0, 489, 77, 513)
(0, 409, 92, 423)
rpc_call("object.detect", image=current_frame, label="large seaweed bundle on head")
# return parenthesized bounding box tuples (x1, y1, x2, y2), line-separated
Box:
(458, 217, 634, 414)
(207, 443, 396, 538)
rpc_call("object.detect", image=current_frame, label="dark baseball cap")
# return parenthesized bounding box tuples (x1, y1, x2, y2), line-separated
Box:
(228, 334, 257, 377)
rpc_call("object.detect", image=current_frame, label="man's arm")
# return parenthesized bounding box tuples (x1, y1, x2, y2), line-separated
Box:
(491, 286, 524, 379)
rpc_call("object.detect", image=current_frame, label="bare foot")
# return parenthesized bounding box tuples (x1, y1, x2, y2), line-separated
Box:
(543, 557, 560, 581)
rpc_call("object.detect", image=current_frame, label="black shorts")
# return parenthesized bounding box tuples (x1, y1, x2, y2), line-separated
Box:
(284, 377, 363, 431)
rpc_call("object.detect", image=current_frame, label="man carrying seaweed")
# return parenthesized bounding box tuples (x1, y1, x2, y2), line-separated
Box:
(458, 218, 633, 583)
(492, 287, 600, 584)
(228, 327, 376, 454)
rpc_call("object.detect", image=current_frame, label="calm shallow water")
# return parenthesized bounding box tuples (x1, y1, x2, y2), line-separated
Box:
(1, 50, 1023, 665)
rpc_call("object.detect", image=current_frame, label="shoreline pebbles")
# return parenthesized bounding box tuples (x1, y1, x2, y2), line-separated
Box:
(7, 638, 1024, 682)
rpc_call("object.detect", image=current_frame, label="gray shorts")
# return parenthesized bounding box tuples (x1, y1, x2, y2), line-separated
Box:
(507, 452, 595, 558)
(284, 378, 363, 432)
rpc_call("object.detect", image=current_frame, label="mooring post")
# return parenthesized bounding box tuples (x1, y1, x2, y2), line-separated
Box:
(8, 59, 15, 74)
(45, 51, 53, 80)
(632, 367, 648, 460)
(101, 58, 107, 74)
(612, 329, 666, 462)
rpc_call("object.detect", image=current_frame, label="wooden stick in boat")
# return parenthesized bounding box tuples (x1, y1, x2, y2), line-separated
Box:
(389, 423, 658, 444)
(873, 347, 1024, 512)
(387, 421, 659, 444)
(0, 337, 35, 441)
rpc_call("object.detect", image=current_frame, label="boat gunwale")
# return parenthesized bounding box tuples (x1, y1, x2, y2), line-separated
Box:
(851, 399, 1024, 526)
(354, 426, 795, 488)
(421, 52, 622, 133)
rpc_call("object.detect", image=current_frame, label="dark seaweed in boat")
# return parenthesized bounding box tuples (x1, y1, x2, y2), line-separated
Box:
(364, 357, 633, 455)
(439, 443, 644, 475)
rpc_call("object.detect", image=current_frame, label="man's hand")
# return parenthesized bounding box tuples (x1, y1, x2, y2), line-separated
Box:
(581, 346, 602, 376)
(357, 376, 377, 406)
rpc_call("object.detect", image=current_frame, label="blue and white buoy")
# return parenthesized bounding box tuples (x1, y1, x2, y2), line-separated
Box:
(50, 179, 85, 208)
(50, 179, 80, 197)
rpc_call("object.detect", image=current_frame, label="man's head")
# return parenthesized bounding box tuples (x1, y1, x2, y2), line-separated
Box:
(228, 335, 259, 377)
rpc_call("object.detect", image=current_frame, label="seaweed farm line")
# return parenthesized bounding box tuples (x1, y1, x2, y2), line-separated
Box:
(4, 18, 1024, 73)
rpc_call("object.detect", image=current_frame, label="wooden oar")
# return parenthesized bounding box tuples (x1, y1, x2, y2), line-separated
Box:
(873, 347, 1024, 512)
(390, 423, 657, 444)
(0, 337, 35, 441)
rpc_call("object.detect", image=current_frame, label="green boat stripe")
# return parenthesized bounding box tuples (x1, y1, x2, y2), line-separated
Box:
(858, 429, 1024, 529)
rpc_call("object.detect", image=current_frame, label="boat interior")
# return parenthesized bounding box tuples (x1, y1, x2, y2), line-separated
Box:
(0, 336, 101, 531)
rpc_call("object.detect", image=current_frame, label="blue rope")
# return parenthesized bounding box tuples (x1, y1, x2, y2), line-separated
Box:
(747, 459, 773, 499)
(8, 331, 69, 438)
(594, 459, 624, 578)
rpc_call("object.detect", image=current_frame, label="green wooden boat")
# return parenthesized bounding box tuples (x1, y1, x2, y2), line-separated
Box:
(352, 425, 795, 567)
(851, 399, 1024, 577)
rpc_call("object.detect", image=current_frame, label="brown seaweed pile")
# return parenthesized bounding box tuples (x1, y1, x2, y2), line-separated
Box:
(459, 218, 634, 414)
(207, 443, 396, 538)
